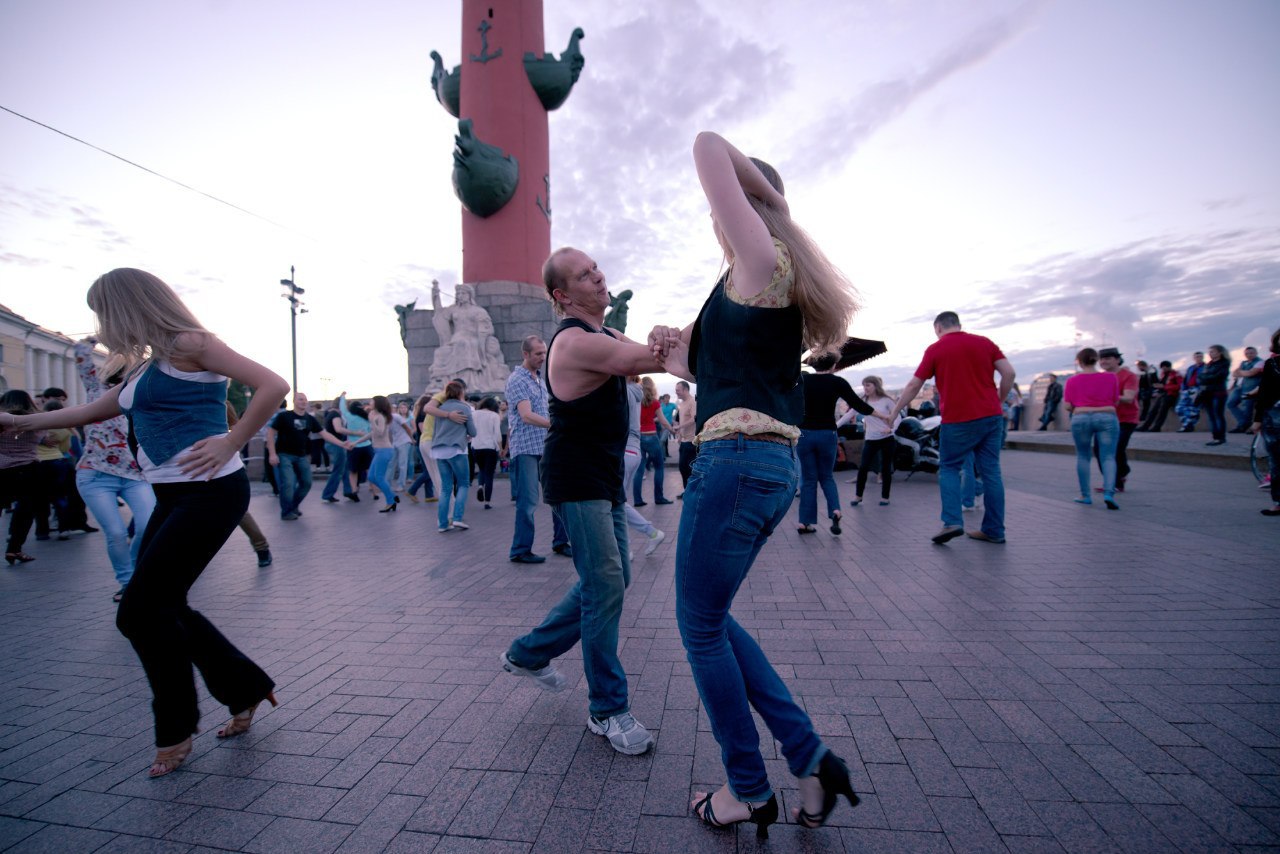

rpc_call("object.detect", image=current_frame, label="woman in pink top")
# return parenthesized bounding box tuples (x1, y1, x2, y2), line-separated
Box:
(1063, 348, 1120, 508)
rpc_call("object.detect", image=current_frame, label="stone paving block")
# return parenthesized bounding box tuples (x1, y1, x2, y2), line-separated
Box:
(1030, 800, 1121, 854)
(927, 794, 1006, 852)
(0, 816, 43, 850)
(164, 805, 274, 848)
(1153, 772, 1279, 846)
(246, 780, 346, 819)
(176, 774, 274, 811)
(868, 762, 940, 831)
(983, 742, 1072, 802)
(334, 792, 422, 854)
(4, 822, 117, 853)
(21, 787, 130, 827)
(95, 835, 196, 853)
(956, 767, 1049, 837)
(248, 752, 341, 785)
(241, 815, 353, 854)
(405, 768, 483, 834)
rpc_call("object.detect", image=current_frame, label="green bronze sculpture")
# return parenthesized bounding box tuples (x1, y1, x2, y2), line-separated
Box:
(429, 51, 461, 118)
(451, 119, 519, 218)
(603, 289, 632, 334)
(523, 28, 586, 111)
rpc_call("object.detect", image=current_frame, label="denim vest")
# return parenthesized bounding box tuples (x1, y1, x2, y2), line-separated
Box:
(119, 362, 230, 465)
(687, 272, 804, 433)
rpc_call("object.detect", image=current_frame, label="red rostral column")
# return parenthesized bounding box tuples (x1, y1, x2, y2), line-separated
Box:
(430, 1, 585, 288)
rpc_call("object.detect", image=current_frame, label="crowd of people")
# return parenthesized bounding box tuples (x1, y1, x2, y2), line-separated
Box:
(1, 129, 1277, 843)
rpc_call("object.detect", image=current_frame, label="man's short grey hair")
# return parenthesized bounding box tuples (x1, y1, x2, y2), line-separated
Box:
(933, 311, 961, 329)
(521, 335, 544, 354)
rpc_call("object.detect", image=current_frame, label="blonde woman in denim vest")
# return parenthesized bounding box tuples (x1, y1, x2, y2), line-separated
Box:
(1, 268, 289, 778)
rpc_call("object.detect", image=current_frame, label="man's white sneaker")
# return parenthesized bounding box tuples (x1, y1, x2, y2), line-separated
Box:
(587, 711, 654, 755)
(500, 652, 568, 693)
(643, 529, 665, 556)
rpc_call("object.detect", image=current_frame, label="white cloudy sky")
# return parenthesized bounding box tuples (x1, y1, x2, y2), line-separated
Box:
(2, 0, 1277, 399)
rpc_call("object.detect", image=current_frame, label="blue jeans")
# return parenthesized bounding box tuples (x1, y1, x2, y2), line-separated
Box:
(75, 469, 156, 588)
(321, 443, 348, 500)
(1202, 391, 1228, 441)
(437, 453, 469, 527)
(676, 435, 823, 801)
(274, 452, 312, 516)
(369, 447, 398, 506)
(508, 500, 631, 718)
(392, 444, 412, 492)
(1071, 411, 1118, 497)
(509, 453, 568, 558)
(1228, 386, 1254, 429)
(797, 429, 839, 524)
(633, 433, 666, 503)
(961, 453, 984, 508)
(938, 415, 1006, 538)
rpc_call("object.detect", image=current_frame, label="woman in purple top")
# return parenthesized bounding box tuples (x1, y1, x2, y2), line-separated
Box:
(1063, 348, 1120, 509)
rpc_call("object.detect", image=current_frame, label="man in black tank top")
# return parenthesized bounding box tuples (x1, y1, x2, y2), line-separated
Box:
(501, 247, 672, 756)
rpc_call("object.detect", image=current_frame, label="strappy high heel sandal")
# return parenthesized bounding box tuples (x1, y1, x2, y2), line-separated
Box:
(795, 751, 860, 828)
(693, 789, 778, 839)
(149, 736, 193, 778)
(216, 692, 278, 739)
(5, 552, 36, 566)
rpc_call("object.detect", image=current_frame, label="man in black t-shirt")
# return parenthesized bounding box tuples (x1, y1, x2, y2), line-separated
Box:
(267, 393, 344, 520)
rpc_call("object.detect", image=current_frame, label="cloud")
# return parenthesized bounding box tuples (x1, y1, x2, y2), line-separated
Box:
(546, 6, 791, 316)
(380, 263, 458, 308)
(783, 1, 1047, 177)
(950, 228, 1280, 375)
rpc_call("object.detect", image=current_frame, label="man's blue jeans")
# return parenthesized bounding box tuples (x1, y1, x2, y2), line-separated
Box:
(507, 500, 631, 718)
(509, 453, 568, 558)
(275, 452, 312, 516)
(437, 453, 469, 528)
(321, 443, 348, 501)
(75, 469, 156, 588)
(938, 415, 1005, 539)
(676, 435, 823, 801)
(796, 429, 839, 524)
(1072, 411, 1118, 497)
(1228, 386, 1255, 429)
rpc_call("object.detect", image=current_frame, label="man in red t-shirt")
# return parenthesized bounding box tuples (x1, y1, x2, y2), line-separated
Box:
(1098, 348, 1138, 490)
(889, 311, 1016, 545)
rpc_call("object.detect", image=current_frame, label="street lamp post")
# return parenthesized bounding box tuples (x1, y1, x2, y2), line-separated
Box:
(280, 266, 306, 392)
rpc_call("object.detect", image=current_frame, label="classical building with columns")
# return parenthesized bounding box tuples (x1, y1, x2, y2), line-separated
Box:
(0, 303, 104, 404)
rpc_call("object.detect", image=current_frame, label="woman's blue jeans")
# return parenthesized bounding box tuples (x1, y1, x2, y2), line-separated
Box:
(368, 447, 397, 506)
(1203, 392, 1228, 441)
(676, 435, 823, 801)
(75, 469, 156, 588)
(797, 429, 839, 525)
(508, 500, 631, 718)
(1071, 412, 1118, 497)
(437, 454, 470, 527)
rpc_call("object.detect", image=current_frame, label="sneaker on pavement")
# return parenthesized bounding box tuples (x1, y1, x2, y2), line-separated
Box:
(644, 529, 665, 556)
(256, 549, 273, 567)
(500, 652, 568, 692)
(587, 711, 654, 755)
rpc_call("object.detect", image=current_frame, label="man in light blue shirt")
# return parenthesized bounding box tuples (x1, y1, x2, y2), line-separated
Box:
(505, 335, 569, 563)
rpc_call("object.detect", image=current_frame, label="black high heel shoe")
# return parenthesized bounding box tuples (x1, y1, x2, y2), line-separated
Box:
(693, 790, 778, 839)
(379, 501, 398, 513)
(5, 552, 36, 566)
(795, 751, 859, 828)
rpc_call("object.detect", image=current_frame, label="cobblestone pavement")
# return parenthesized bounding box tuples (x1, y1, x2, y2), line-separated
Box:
(1, 451, 1277, 853)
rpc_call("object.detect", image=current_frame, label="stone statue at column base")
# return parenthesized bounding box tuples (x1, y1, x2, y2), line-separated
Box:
(428, 280, 511, 393)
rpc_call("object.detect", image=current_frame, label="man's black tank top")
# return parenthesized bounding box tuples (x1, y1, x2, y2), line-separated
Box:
(541, 317, 629, 504)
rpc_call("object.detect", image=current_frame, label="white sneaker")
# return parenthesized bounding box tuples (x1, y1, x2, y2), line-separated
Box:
(451, 521, 469, 530)
(500, 652, 568, 692)
(644, 529, 665, 556)
(587, 711, 653, 755)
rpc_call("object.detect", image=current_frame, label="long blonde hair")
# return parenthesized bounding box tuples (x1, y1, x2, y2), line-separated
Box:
(640, 376, 658, 406)
(86, 268, 209, 374)
(746, 160, 859, 356)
